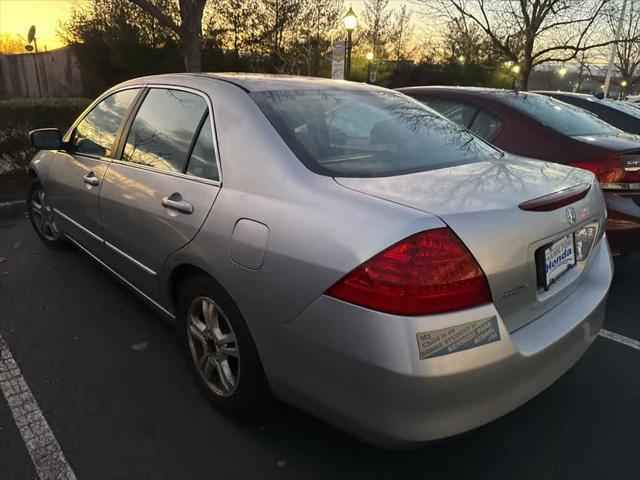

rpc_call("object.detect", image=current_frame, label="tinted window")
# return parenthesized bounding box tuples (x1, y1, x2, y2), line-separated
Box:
(186, 114, 218, 181)
(123, 89, 208, 172)
(601, 99, 640, 119)
(500, 93, 617, 136)
(253, 89, 501, 177)
(469, 110, 502, 140)
(71, 89, 139, 157)
(422, 99, 477, 127)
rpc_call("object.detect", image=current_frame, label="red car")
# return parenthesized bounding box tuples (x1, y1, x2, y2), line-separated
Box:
(398, 86, 640, 255)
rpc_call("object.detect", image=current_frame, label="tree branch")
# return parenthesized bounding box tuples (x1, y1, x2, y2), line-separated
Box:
(126, 0, 180, 36)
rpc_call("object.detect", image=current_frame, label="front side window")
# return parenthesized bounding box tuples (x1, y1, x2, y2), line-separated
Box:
(123, 89, 208, 172)
(71, 88, 140, 157)
(253, 89, 501, 177)
(500, 93, 617, 136)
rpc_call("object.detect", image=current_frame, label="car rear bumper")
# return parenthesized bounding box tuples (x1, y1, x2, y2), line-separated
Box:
(604, 191, 640, 255)
(269, 238, 613, 447)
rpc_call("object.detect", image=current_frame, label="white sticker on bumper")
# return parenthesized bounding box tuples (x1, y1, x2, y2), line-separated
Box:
(416, 317, 501, 360)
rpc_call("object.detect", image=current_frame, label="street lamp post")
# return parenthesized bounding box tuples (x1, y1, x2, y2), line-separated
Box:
(343, 6, 357, 80)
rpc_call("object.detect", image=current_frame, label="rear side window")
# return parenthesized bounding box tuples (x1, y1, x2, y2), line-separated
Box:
(422, 99, 478, 127)
(253, 89, 501, 178)
(71, 89, 140, 157)
(186, 114, 219, 181)
(122, 88, 208, 172)
(500, 93, 617, 136)
(469, 110, 503, 141)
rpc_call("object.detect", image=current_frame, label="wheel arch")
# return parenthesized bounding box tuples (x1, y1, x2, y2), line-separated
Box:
(167, 263, 213, 314)
(165, 261, 271, 385)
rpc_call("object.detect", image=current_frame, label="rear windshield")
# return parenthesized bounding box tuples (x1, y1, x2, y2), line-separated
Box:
(252, 89, 501, 177)
(499, 93, 618, 136)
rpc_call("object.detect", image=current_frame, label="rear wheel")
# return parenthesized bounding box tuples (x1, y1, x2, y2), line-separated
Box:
(27, 179, 64, 247)
(179, 275, 270, 415)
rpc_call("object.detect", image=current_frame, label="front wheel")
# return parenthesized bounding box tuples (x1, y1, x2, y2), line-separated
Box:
(179, 275, 270, 416)
(27, 179, 64, 248)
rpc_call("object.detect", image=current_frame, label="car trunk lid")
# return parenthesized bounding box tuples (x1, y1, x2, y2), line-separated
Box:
(335, 155, 606, 332)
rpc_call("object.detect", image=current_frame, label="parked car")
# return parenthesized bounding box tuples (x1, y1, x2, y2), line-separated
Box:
(27, 74, 612, 447)
(534, 91, 640, 135)
(398, 86, 640, 255)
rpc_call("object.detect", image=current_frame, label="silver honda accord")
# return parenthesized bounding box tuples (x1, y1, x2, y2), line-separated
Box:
(27, 73, 612, 446)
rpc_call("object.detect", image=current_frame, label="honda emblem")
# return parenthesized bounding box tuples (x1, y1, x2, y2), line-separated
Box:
(566, 207, 577, 225)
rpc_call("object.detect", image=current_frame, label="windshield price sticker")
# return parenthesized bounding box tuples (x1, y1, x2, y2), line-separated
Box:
(416, 317, 501, 360)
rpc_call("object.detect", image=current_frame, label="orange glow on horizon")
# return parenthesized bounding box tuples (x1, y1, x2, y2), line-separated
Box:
(0, 0, 78, 51)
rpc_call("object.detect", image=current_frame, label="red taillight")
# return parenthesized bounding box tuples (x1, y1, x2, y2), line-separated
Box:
(325, 228, 491, 316)
(570, 155, 625, 184)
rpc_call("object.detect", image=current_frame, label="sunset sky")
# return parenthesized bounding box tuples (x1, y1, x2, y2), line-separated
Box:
(0, 0, 416, 52)
(0, 0, 81, 50)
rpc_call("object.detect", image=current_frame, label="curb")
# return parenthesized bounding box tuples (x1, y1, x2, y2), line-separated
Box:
(0, 200, 27, 220)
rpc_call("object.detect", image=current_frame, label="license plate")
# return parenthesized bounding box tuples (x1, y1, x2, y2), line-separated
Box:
(543, 234, 576, 288)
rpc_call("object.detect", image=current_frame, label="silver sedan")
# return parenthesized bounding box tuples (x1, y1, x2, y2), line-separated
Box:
(27, 74, 612, 446)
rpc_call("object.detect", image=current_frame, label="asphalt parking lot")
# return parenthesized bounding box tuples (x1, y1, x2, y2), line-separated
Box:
(0, 215, 638, 479)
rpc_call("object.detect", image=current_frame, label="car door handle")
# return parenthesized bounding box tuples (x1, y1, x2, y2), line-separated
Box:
(82, 172, 100, 186)
(161, 194, 193, 214)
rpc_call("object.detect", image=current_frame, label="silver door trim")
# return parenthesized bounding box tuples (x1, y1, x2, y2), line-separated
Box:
(64, 235, 174, 319)
(107, 158, 221, 187)
(105, 241, 157, 276)
(53, 208, 102, 243)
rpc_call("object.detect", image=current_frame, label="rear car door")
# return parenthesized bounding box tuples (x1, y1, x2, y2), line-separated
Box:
(47, 88, 141, 249)
(99, 86, 221, 296)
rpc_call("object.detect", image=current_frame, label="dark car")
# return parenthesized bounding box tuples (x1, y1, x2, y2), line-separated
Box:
(397, 86, 640, 255)
(534, 91, 640, 135)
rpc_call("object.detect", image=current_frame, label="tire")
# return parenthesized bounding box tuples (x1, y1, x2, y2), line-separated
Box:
(178, 274, 270, 416)
(27, 179, 65, 248)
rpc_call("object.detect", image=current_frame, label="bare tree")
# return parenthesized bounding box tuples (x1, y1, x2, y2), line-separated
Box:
(293, 0, 343, 75)
(126, 0, 207, 72)
(0, 34, 25, 54)
(262, 0, 302, 62)
(209, 0, 264, 61)
(391, 5, 415, 61)
(441, 15, 497, 65)
(427, 0, 622, 89)
(361, 0, 394, 58)
(610, 0, 640, 92)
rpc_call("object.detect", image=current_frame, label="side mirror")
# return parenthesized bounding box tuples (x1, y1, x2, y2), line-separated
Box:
(29, 128, 63, 150)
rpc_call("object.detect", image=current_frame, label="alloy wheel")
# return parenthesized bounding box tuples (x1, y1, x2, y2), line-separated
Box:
(30, 189, 60, 242)
(186, 296, 240, 397)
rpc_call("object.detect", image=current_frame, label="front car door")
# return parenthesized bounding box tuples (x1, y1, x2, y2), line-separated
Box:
(99, 86, 221, 296)
(46, 88, 142, 249)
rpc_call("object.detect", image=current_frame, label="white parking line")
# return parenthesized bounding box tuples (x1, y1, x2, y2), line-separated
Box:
(599, 329, 640, 351)
(0, 334, 77, 480)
